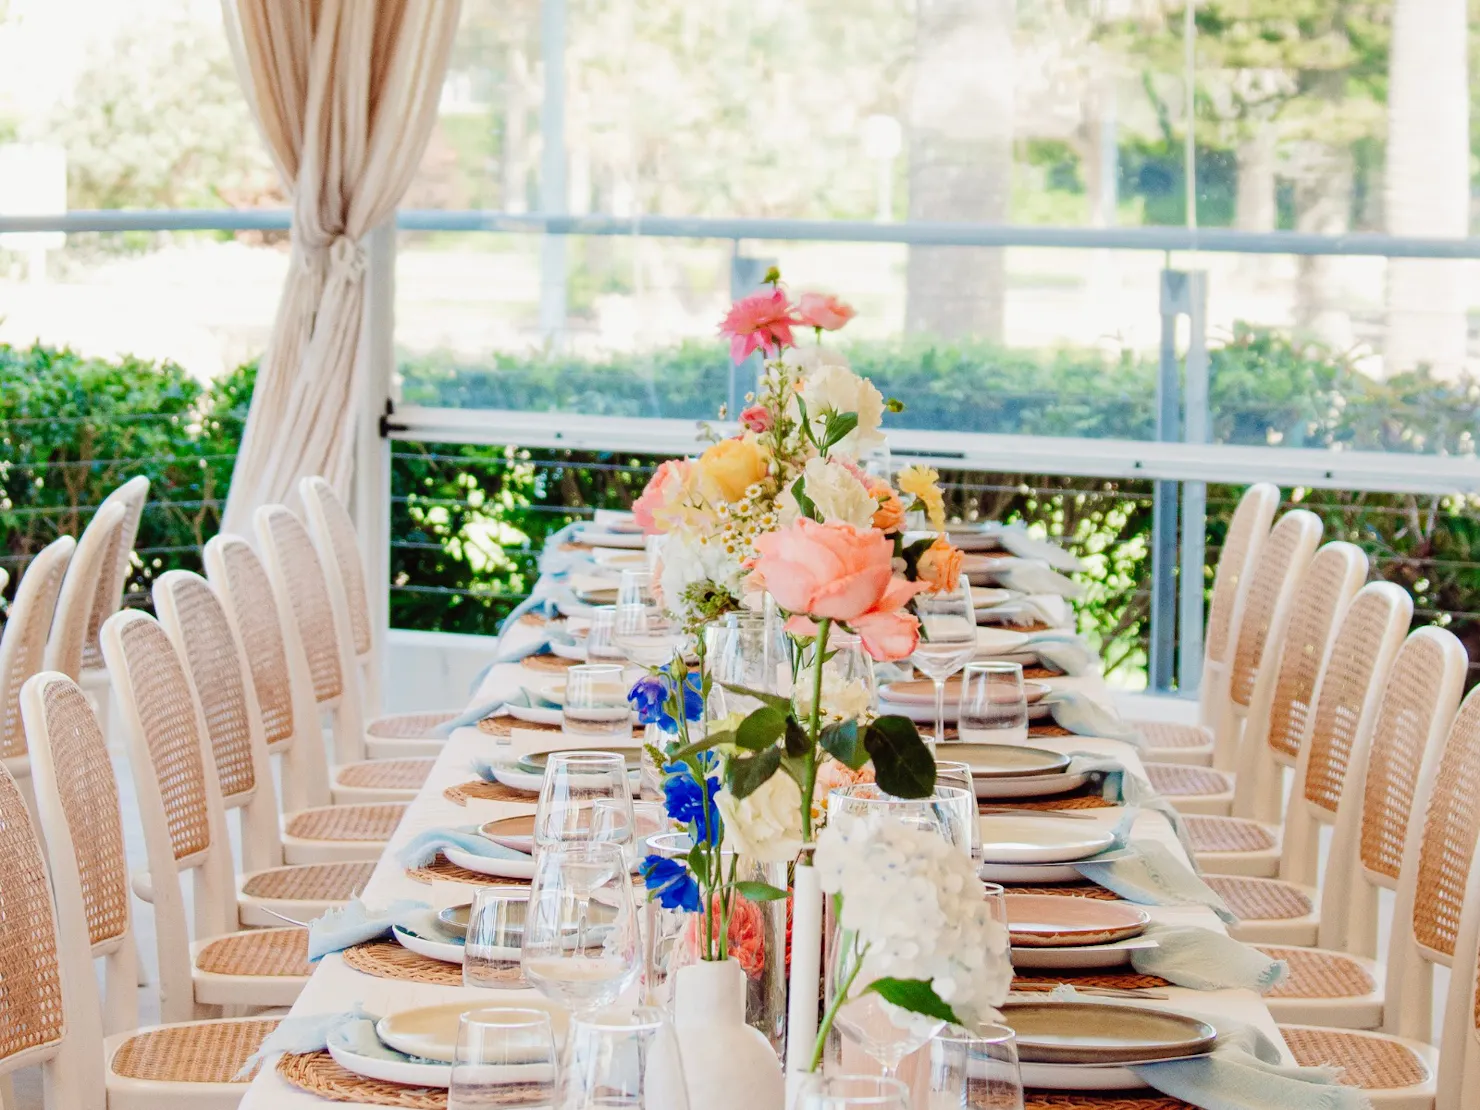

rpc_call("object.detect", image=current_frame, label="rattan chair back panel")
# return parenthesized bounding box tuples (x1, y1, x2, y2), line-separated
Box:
(1205, 483, 1278, 667)
(1229, 510, 1321, 708)
(33, 677, 130, 947)
(259, 506, 344, 704)
(206, 536, 295, 748)
(302, 476, 372, 658)
(1412, 686, 1480, 958)
(1301, 585, 1411, 816)
(159, 573, 256, 802)
(0, 537, 74, 761)
(114, 617, 214, 861)
(80, 477, 148, 672)
(1264, 543, 1364, 762)
(1360, 631, 1462, 884)
(45, 500, 127, 682)
(0, 763, 65, 1064)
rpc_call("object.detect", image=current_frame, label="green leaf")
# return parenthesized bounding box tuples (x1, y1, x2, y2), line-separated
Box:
(719, 682, 792, 715)
(736, 705, 788, 751)
(863, 716, 937, 798)
(726, 744, 782, 800)
(821, 410, 859, 452)
(687, 845, 711, 888)
(668, 729, 736, 764)
(865, 978, 961, 1025)
(791, 475, 819, 522)
(819, 719, 866, 769)
(733, 880, 790, 903)
(784, 717, 811, 758)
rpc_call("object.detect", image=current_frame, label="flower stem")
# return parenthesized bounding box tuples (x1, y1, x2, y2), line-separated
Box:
(800, 618, 830, 843)
(810, 933, 869, 1072)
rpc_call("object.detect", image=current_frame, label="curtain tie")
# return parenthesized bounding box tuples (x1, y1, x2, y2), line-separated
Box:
(329, 234, 367, 281)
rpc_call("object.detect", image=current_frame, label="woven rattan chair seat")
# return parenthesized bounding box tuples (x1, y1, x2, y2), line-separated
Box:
(111, 1018, 280, 1084)
(335, 758, 435, 791)
(195, 927, 313, 978)
(285, 803, 406, 843)
(1204, 875, 1313, 921)
(1259, 946, 1377, 999)
(241, 860, 375, 902)
(1135, 720, 1214, 750)
(1184, 815, 1278, 854)
(1280, 1026, 1431, 1089)
(365, 711, 458, 740)
(1142, 763, 1233, 797)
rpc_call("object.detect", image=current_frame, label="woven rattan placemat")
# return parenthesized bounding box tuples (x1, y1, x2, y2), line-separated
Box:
(343, 940, 526, 987)
(443, 780, 538, 806)
(1000, 880, 1121, 900)
(1024, 1093, 1193, 1110)
(1011, 969, 1171, 991)
(406, 852, 533, 888)
(520, 653, 581, 674)
(279, 1052, 447, 1107)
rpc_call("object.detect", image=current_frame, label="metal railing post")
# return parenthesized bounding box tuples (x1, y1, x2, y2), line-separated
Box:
(1149, 271, 1184, 691)
(1178, 273, 1209, 693)
(357, 220, 396, 712)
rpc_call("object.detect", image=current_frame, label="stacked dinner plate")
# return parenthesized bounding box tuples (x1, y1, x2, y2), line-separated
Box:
(1003, 1000, 1218, 1090)
(483, 739, 643, 797)
(877, 666, 1052, 725)
(1004, 893, 1155, 970)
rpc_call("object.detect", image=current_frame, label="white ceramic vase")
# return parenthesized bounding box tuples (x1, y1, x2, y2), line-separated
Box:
(673, 957, 785, 1110)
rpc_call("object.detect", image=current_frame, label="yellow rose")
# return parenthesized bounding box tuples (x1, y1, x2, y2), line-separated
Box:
(897, 464, 947, 532)
(698, 436, 767, 504)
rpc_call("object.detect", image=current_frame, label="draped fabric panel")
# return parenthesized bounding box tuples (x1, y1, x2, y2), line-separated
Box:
(220, 0, 460, 528)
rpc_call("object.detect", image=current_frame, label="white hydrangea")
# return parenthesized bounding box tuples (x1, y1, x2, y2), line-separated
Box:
(814, 811, 1012, 1030)
(799, 362, 886, 457)
(656, 531, 746, 622)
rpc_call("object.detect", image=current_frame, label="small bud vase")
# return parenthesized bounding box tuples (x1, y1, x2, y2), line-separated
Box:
(673, 957, 785, 1110)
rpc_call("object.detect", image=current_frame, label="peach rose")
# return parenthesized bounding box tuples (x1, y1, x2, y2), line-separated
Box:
(681, 893, 767, 978)
(752, 519, 923, 661)
(796, 292, 857, 332)
(697, 436, 767, 504)
(871, 487, 905, 533)
(632, 459, 695, 534)
(917, 536, 964, 593)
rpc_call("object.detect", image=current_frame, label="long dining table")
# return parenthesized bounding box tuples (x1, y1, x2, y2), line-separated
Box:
(239, 611, 1290, 1109)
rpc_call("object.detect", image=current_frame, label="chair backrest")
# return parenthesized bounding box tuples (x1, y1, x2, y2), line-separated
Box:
(300, 475, 378, 709)
(1200, 483, 1278, 710)
(1276, 582, 1411, 885)
(153, 570, 283, 872)
(1316, 627, 1466, 957)
(255, 503, 365, 765)
(100, 608, 237, 1023)
(0, 757, 101, 1106)
(1383, 681, 1480, 1044)
(80, 476, 149, 673)
(22, 671, 141, 1037)
(44, 500, 127, 681)
(1231, 540, 1366, 820)
(1214, 509, 1322, 767)
(203, 533, 329, 810)
(0, 537, 76, 765)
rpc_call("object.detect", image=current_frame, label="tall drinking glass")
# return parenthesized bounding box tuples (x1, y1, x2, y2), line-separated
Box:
(924, 1026, 1024, 1110)
(933, 760, 982, 862)
(555, 1006, 689, 1110)
(534, 752, 635, 851)
(958, 661, 1029, 745)
(617, 569, 655, 609)
(562, 664, 632, 740)
(613, 603, 682, 668)
(584, 606, 626, 666)
(464, 887, 532, 989)
(911, 573, 978, 746)
(448, 1008, 558, 1110)
(794, 1075, 910, 1110)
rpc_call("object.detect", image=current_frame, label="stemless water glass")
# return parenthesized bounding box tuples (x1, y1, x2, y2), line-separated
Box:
(795, 1075, 910, 1110)
(617, 568, 656, 609)
(924, 1026, 1024, 1110)
(592, 797, 666, 868)
(535, 752, 636, 851)
(563, 663, 632, 740)
(911, 573, 978, 745)
(584, 606, 626, 665)
(556, 1006, 689, 1110)
(522, 842, 641, 1017)
(934, 760, 982, 862)
(827, 783, 975, 855)
(464, 887, 532, 989)
(613, 603, 683, 668)
(958, 661, 1029, 745)
(710, 611, 789, 715)
(449, 1007, 558, 1110)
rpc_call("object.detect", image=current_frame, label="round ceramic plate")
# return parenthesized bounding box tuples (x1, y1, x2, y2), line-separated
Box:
(977, 815, 1116, 863)
(326, 1029, 453, 1088)
(572, 530, 646, 549)
(1010, 936, 1159, 970)
(948, 744, 1071, 779)
(436, 901, 529, 949)
(879, 698, 958, 724)
(520, 741, 643, 770)
(490, 764, 548, 794)
(550, 640, 587, 661)
(1022, 681, 1051, 704)
(377, 999, 570, 1064)
(443, 843, 537, 880)
(1018, 1057, 1214, 1092)
(479, 814, 537, 853)
(1003, 894, 1150, 948)
(575, 587, 619, 606)
(1003, 1000, 1216, 1066)
(391, 924, 466, 966)
(971, 770, 1090, 800)
(978, 847, 1132, 883)
(506, 703, 564, 727)
(974, 626, 1031, 655)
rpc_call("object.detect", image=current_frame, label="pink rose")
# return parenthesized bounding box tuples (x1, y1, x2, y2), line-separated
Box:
(752, 519, 923, 661)
(718, 288, 798, 364)
(632, 458, 693, 534)
(796, 292, 856, 332)
(740, 404, 773, 434)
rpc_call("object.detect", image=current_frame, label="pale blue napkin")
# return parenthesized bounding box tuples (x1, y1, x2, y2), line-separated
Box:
(397, 825, 530, 870)
(1068, 754, 1194, 857)
(305, 897, 447, 962)
(433, 686, 552, 739)
(1046, 690, 1145, 748)
(235, 1006, 376, 1078)
(1024, 631, 1098, 676)
(1132, 924, 1287, 993)
(1075, 836, 1236, 924)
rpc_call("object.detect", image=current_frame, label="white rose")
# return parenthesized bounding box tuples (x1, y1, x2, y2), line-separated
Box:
(715, 773, 806, 863)
(793, 456, 876, 530)
(800, 362, 885, 456)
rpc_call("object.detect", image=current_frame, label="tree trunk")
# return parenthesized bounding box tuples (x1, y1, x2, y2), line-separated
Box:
(905, 0, 1015, 342)
(1291, 142, 1355, 351)
(1384, 0, 1470, 378)
(1235, 130, 1277, 232)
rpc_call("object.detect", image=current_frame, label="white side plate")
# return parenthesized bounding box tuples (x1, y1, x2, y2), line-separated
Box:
(391, 925, 465, 966)
(443, 844, 537, 880)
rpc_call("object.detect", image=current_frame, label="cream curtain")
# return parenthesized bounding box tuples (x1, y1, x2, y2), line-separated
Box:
(220, 0, 460, 529)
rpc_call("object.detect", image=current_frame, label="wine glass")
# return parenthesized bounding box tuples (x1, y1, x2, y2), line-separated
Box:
(534, 752, 635, 851)
(795, 1075, 910, 1110)
(464, 887, 532, 989)
(448, 1007, 558, 1110)
(563, 663, 632, 740)
(924, 1025, 1024, 1110)
(555, 1006, 690, 1110)
(911, 572, 978, 746)
(827, 782, 975, 856)
(933, 760, 982, 862)
(522, 842, 641, 1017)
(958, 661, 1028, 745)
(613, 603, 683, 668)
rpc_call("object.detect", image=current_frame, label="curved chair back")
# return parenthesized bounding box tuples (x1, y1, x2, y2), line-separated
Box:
(1200, 483, 1279, 730)
(154, 570, 283, 872)
(80, 476, 149, 674)
(22, 671, 140, 1036)
(45, 500, 127, 681)
(0, 538, 76, 783)
(300, 475, 378, 712)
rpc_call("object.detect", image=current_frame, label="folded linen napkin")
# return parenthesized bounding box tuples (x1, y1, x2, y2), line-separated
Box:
(434, 686, 554, 739)
(1073, 833, 1235, 924)
(990, 524, 1087, 574)
(397, 825, 531, 870)
(305, 897, 448, 962)
(977, 596, 1074, 630)
(1023, 631, 1099, 676)
(1067, 753, 1194, 858)
(989, 559, 1084, 599)
(1045, 690, 1144, 747)
(235, 1008, 436, 1080)
(1131, 924, 1287, 993)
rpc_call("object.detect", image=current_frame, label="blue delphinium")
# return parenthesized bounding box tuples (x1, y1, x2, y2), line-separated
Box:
(640, 854, 701, 911)
(627, 666, 704, 730)
(662, 755, 721, 846)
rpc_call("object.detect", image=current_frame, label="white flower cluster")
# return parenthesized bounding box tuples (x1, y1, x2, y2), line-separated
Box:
(815, 812, 1012, 1030)
(779, 456, 876, 530)
(792, 672, 876, 727)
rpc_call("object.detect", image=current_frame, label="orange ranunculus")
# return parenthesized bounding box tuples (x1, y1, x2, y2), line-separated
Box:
(917, 536, 964, 593)
(871, 487, 905, 533)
